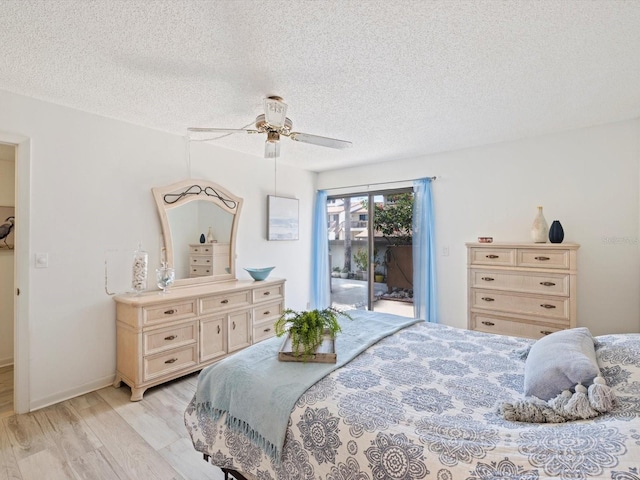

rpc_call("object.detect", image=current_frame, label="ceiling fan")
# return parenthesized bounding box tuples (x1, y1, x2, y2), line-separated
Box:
(188, 96, 352, 158)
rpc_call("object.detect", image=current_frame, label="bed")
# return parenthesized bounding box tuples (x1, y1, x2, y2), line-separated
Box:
(184, 310, 640, 480)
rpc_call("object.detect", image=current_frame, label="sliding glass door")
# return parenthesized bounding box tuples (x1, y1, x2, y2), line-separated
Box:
(327, 190, 414, 317)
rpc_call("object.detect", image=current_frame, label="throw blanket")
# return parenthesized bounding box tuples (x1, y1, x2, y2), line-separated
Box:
(193, 310, 422, 462)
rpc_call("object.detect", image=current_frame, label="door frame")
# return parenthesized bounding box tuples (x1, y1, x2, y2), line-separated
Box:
(329, 188, 412, 311)
(0, 131, 31, 413)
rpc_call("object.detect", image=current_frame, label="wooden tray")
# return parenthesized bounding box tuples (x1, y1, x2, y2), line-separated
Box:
(278, 331, 336, 363)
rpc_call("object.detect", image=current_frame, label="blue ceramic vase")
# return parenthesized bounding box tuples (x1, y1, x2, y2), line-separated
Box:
(548, 220, 564, 243)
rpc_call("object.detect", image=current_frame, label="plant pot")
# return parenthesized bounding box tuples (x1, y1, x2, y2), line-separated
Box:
(375, 274, 385, 283)
(340, 272, 349, 279)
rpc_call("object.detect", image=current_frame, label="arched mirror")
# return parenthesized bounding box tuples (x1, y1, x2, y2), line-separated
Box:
(152, 179, 243, 287)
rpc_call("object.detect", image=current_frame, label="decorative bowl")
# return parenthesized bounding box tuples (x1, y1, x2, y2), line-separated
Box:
(478, 237, 493, 243)
(244, 266, 275, 281)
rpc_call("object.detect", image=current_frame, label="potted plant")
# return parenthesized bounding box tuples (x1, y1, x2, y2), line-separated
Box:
(353, 248, 368, 281)
(275, 307, 352, 360)
(340, 266, 349, 279)
(332, 266, 341, 278)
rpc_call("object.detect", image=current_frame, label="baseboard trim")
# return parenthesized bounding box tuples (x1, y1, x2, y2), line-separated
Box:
(29, 374, 116, 412)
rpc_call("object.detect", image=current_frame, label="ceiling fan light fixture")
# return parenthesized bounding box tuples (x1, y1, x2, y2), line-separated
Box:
(264, 139, 280, 158)
(264, 96, 288, 128)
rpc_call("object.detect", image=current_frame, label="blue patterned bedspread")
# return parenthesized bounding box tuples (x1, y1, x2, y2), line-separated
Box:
(185, 319, 640, 480)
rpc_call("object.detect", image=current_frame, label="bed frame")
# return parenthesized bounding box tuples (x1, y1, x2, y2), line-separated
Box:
(203, 454, 249, 480)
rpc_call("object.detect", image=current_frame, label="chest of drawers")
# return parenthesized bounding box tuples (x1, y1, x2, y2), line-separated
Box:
(113, 278, 285, 400)
(467, 243, 579, 339)
(188, 243, 230, 277)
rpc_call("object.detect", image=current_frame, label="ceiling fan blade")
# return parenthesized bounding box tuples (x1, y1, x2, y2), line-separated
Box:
(289, 132, 352, 149)
(187, 127, 256, 134)
(264, 140, 280, 158)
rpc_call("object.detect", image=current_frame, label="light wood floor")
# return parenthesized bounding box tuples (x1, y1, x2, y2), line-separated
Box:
(0, 366, 12, 419)
(0, 372, 225, 480)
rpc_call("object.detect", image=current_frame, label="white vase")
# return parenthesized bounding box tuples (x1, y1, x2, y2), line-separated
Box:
(206, 227, 214, 243)
(531, 206, 548, 243)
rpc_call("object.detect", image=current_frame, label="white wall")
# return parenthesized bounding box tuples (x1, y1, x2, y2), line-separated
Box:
(319, 119, 640, 336)
(0, 89, 316, 410)
(0, 156, 15, 366)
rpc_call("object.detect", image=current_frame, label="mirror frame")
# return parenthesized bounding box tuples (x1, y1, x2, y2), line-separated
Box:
(152, 179, 243, 287)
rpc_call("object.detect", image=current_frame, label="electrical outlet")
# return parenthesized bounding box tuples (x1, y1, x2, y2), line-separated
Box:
(442, 246, 450, 256)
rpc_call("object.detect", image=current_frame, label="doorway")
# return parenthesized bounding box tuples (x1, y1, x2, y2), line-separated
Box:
(0, 143, 16, 417)
(328, 190, 414, 317)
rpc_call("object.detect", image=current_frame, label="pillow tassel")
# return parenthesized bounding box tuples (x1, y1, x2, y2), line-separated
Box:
(563, 384, 598, 419)
(548, 389, 572, 411)
(498, 398, 566, 423)
(588, 375, 616, 412)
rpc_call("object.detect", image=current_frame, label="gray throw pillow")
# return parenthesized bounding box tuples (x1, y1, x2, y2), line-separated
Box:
(523, 327, 600, 401)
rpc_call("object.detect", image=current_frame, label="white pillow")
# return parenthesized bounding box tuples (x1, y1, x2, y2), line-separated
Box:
(523, 327, 599, 401)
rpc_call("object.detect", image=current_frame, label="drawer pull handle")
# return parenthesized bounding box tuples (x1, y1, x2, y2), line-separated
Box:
(164, 309, 176, 315)
(221, 299, 229, 304)
(263, 291, 271, 296)
(485, 254, 499, 259)
(164, 335, 177, 341)
(540, 304, 556, 309)
(540, 330, 553, 335)
(217, 325, 221, 334)
(193, 259, 198, 263)
(481, 277, 494, 281)
(535, 256, 550, 261)
(164, 358, 178, 364)
(481, 321, 495, 326)
(232, 321, 236, 330)
(264, 311, 271, 315)
(540, 281, 556, 286)
(481, 297, 495, 302)
(264, 327, 271, 333)
(206, 269, 210, 273)
(206, 259, 211, 263)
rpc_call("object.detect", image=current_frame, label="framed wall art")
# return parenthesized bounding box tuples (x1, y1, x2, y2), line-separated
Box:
(0, 206, 15, 250)
(267, 196, 299, 241)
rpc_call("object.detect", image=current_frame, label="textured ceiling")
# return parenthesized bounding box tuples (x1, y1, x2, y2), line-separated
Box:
(1, 0, 639, 172)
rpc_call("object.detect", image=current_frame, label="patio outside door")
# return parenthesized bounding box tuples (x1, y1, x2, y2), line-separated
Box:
(327, 191, 413, 317)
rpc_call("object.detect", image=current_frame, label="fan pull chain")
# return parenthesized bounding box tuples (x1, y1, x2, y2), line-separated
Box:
(184, 135, 192, 178)
(274, 156, 277, 197)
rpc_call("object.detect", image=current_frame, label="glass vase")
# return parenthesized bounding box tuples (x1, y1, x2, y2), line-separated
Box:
(156, 265, 175, 294)
(131, 242, 148, 295)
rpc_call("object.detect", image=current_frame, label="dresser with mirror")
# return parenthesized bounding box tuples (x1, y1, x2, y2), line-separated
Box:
(113, 179, 285, 401)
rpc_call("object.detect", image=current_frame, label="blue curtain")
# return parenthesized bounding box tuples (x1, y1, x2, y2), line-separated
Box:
(412, 178, 437, 322)
(311, 190, 330, 309)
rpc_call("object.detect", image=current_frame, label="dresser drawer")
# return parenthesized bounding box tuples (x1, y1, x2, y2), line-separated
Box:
(253, 319, 277, 343)
(143, 322, 197, 355)
(252, 283, 284, 303)
(190, 255, 213, 266)
(143, 345, 197, 381)
(471, 289, 569, 320)
(252, 300, 283, 324)
(143, 301, 196, 325)
(200, 290, 251, 314)
(189, 245, 214, 255)
(470, 269, 569, 296)
(517, 249, 571, 269)
(471, 313, 563, 339)
(469, 248, 516, 266)
(190, 265, 213, 276)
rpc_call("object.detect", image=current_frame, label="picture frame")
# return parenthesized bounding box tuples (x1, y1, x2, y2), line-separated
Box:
(0, 206, 15, 250)
(267, 196, 299, 241)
